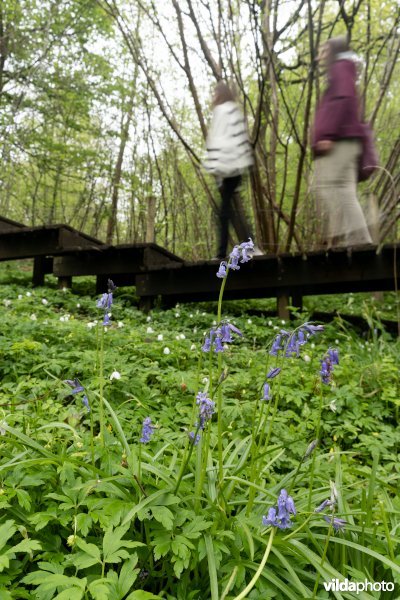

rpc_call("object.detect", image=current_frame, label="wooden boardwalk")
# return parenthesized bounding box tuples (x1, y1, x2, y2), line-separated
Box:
(0, 217, 398, 318)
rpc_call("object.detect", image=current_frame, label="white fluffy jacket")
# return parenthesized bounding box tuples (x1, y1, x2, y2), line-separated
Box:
(204, 101, 253, 178)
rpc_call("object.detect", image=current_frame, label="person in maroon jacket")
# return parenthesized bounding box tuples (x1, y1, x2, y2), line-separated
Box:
(312, 36, 372, 248)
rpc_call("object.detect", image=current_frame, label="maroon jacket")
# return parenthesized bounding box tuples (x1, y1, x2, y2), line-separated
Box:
(311, 59, 365, 152)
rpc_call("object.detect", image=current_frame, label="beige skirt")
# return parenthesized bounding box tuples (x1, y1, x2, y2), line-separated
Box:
(314, 140, 372, 247)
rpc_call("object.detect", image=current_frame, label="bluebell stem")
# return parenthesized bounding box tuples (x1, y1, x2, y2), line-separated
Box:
(140, 417, 155, 443)
(324, 515, 346, 531)
(262, 489, 296, 530)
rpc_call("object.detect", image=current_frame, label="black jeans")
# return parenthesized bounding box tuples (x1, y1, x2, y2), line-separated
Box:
(217, 175, 252, 258)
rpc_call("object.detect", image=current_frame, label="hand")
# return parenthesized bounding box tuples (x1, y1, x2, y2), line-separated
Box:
(315, 140, 334, 154)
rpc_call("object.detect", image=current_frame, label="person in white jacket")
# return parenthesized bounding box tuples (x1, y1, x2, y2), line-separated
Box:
(204, 81, 258, 259)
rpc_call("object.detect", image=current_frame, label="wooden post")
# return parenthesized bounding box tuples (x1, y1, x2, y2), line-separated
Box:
(33, 257, 52, 286)
(291, 294, 303, 313)
(139, 296, 155, 313)
(58, 276, 72, 290)
(277, 291, 290, 320)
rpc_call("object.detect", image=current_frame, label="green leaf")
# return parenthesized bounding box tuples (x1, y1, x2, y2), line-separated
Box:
(0, 520, 16, 552)
(75, 537, 102, 562)
(11, 538, 42, 554)
(204, 534, 219, 600)
(151, 506, 174, 530)
(15, 489, 31, 511)
(117, 555, 139, 597)
(125, 592, 162, 600)
(103, 524, 144, 564)
(88, 579, 111, 600)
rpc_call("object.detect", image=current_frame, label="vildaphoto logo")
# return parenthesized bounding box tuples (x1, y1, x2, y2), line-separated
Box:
(323, 579, 395, 594)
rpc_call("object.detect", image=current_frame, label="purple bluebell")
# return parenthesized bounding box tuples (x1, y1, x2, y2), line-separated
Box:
(262, 489, 296, 530)
(65, 379, 85, 395)
(263, 383, 271, 401)
(320, 359, 332, 384)
(140, 417, 155, 443)
(270, 334, 282, 356)
(328, 348, 339, 365)
(196, 392, 215, 429)
(267, 367, 281, 379)
(214, 336, 224, 352)
(215, 240, 255, 279)
(216, 261, 228, 279)
(97, 280, 117, 326)
(239, 238, 255, 254)
(303, 323, 324, 334)
(229, 246, 241, 270)
(202, 322, 242, 353)
(188, 431, 201, 446)
(315, 499, 334, 513)
(297, 330, 306, 345)
(262, 507, 278, 527)
(220, 324, 232, 343)
(324, 515, 346, 531)
(82, 395, 90, 413)
(285, 334, 299, 357)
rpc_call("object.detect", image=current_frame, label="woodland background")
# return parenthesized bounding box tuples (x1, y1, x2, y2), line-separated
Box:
(0, 0, 399, 258)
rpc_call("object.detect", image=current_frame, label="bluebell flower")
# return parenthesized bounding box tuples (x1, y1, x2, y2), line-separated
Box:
(263, 383, 271, 401)
(188, 431, 201, 446)
(229, 246, 241, 270)
(97, 280, 117, 326)
(328, 348, 339, 365)
(196, 392, 215, 429)
(315, 499, 334, 513)
(65, 379, 85, 395)
(215, 240, 255, 279)
(262, 507, 278, 527)
(82, 395, 90, 413)
(220, 323, 232, 343)
(202, 322, 242, 353)
(320, 347, 339, 384)
(262, 489, 296, 530)
(267, 367, 281, 379)
(216, 261, 228, 279)
(140, 417, 155, 443)
(320, 359, 331, 384)
(214, 336, 224, 353)
(324, 515, 346, 531)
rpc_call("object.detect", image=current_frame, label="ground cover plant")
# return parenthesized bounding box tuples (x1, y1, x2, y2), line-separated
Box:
(0, 256, 399, 599)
